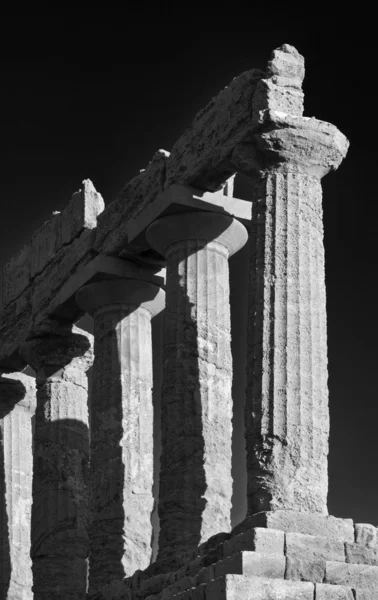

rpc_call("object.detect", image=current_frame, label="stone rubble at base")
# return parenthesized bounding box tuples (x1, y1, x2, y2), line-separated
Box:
(2, 43, 374, 600)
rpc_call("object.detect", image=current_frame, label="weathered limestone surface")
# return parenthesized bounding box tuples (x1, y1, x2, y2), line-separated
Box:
(20, 325, 93, 600)
(233, 510, 354, 542)
(94, 150, 169, 256)
(230, 44, 349, 518)
(165, 69, 263, 191)
(0, 372, 35, 600)
(346, 523, 378, 566)
(206, 574, 314, 600)
(325, 561, 378, 593)
(315, 584, 354, 600)
(75, 276, 165, 596)
(0, 181, 104, 368)
(146, 212, 248, 560)
(1, 179, 104, 309)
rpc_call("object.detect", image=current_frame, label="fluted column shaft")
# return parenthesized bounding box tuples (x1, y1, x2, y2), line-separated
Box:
(246, 172, 329, 514)
(0, 372, 35, 600)
(21, 326, 93, 600)
(75, 278, 165, 594)
(146, 211, 248, 560)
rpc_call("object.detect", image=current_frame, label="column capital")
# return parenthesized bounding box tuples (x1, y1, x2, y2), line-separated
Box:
(75, 278, 165, 318)
(20, 324, 93, 379)
(232, 111, 349, 179)
(146, 211, 248, 258)
(0, 371, 36, 415)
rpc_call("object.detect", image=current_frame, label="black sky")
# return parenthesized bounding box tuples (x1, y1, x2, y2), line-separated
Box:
(0, 23, 377, 527)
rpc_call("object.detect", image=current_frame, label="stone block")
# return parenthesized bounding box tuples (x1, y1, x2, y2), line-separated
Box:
(165, 69, 263, 192)
(213, 551, 285, 579)
(140, 572, 176, 596)
(315, 583, 354, 600)
(325, 561, 378, 592)
(285, 557, 325, 583)
(286, 532, 346, 562)
(61, 179, 104, 245)
(205, 574, 314, 600)
(160, 576, 197, 600)
(170, 583, 206, 600)
(355, 589, 378, 600)
(355, 524, 378, 547)
(197, 565, 215, 584)
(95, 150, 168, 256)
(31, 211, 62, 278)
(223, 527, 284, 557)
(31, 229, 95, 324)
(346, 543, 378, 565)
(233, 511, 354, 542)
(2, 242, 31, 306)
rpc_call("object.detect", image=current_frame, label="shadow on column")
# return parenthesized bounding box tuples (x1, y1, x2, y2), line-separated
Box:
(0, 376, 27, 599)
(31, 416, 91, 598)
(157, 269, 206, 561)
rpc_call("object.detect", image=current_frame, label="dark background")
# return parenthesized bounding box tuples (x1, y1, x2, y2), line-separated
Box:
(0, 23, 377, 530)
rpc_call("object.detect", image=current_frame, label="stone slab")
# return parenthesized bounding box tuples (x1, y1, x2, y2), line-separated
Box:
(233, 511, 355, 543)
(213, 552, 285, 580)
(315, 583, 354, 600)
(95, 150, 168, 256)
(286, 557, 325, 583)
(205, 575, 314, 600)
(127, 183, 252, 246)
(346, 543, 378, 566)
(1, 179, 104, 309)
(165, 69, 264, 192)
(53, 255, 165, 312)
(325, 561, 378, 592)
(223, 528, 284, 558)
(355, 524, 378, 546)
(355, 589, 378, 600)
(286, 531, 346, 562)
(169, 583, 206, 600)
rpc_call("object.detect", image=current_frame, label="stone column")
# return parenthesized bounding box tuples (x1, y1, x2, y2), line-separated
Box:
(146, 211, 248, 560)
(75, 277, 165, 594)
(20, 324, 93, 600)
(232, 112, 349, 518)
(0, 371, 35, 600)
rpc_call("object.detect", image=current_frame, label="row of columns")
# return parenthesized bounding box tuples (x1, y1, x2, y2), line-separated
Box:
(0, 167, 332, 598)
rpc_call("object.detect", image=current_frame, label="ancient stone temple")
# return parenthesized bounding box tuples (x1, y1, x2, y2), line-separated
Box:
(1, 44, 376, 599)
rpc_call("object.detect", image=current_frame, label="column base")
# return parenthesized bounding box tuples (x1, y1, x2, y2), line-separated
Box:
(89, 516, 378, 599)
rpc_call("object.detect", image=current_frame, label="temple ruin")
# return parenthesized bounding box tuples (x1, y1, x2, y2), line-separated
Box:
(1, 44, 376, 599)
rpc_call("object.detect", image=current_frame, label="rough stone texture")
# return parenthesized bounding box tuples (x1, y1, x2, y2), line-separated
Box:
(75, 278, 165, 596)
(252, 44, 305, 127)
(0, 372, 36, 600)
(146, 212, 248, 560)
(20, 325, 93, 600)
(95, 150, 169, 256)
(213, 551, 285, 579)
(315, 584, 354, 600)
(346, 523, 378, 565)
(1, 179, 104, 310)
(165, 70, 263, 192)
(325, 561, 378, 592)
(286, 531, 346, 562)
(285, 557, 325, 583)
(355, 589, 378, 600)
(236, 111, 349, 516)
(233, 511, 354, 542)
(0, 181, 102, 369)
(223, 528, 285, 557)
(205, 574, 314, 600)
